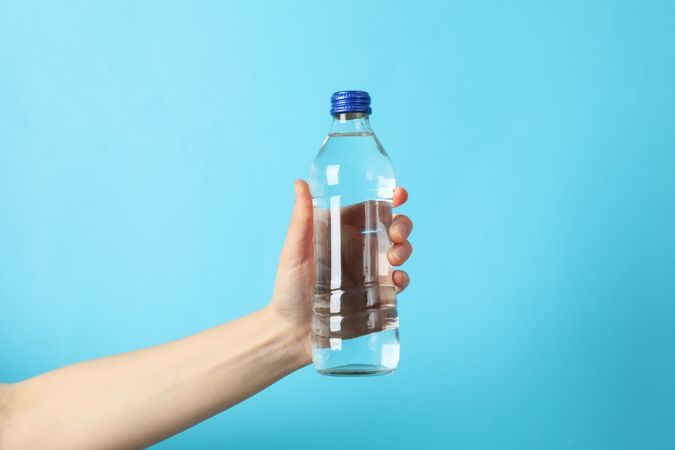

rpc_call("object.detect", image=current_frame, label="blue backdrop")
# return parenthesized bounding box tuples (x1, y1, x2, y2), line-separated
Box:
(1, 1, 674, 449)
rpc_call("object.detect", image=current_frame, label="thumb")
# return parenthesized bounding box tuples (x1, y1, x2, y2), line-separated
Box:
(281, 180, 313, 262)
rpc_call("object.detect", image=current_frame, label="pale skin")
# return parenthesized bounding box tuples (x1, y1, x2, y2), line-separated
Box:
(0, 180, 414, 450)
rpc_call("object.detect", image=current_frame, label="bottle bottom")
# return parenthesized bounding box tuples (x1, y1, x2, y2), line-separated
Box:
(313, 328, 399, 377)
(317, 364, 395, 377)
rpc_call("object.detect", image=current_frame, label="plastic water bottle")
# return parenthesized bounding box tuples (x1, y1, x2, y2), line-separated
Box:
(309, 91, 399, 376)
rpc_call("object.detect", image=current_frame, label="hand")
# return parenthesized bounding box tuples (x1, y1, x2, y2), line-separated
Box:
(268, 180, 413, 362)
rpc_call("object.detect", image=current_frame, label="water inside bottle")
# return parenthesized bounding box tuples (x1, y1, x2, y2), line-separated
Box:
(312, 199, 400, 375)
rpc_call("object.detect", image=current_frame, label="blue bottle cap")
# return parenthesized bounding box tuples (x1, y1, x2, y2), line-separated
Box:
(330, 90, 372, 116)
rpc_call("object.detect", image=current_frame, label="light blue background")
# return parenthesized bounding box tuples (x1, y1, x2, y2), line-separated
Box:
(1, 1, 674, 449)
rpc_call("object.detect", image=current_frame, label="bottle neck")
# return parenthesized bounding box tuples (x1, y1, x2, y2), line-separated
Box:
(329, 113, 373, 135)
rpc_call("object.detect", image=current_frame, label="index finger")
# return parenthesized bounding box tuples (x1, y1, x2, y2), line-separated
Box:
(393, 187, 408, 208)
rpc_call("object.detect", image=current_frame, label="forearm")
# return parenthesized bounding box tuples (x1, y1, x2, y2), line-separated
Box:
(3, 307, 310, 450)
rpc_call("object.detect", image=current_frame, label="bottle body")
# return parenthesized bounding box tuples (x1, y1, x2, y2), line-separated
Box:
(309, 107, 399, 376)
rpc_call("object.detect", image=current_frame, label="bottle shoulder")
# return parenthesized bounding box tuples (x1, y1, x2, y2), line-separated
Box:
(313, 133, 394, 170)
(309, 132, 396, 203)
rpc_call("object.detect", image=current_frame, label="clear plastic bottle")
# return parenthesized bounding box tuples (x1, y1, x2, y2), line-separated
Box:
(309, 91, 399, 376)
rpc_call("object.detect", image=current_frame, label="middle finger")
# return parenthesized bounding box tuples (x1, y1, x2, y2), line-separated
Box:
(389, 214, 413, 244)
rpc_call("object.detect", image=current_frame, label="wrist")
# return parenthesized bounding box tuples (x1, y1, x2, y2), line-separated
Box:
(259, 306, 312, 370)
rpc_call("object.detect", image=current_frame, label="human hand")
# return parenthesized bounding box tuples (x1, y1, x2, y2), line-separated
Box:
(267, 180, 413, 362)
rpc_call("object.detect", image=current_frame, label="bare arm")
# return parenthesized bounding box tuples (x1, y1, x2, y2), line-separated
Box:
(0, 181, 413, 449)
(2, 308, 308, 449)
(0, 385, 13, 448)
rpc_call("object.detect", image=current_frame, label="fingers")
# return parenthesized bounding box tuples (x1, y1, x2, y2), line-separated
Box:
(393, 270, 410, 293)
(387, 241, 412, 266)
(389, 214, 413, 244)
(392, 187, 408, 208)
(390, 188, 412, 292)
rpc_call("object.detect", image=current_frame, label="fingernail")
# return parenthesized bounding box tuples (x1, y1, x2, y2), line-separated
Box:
(395, 223, 408, 239)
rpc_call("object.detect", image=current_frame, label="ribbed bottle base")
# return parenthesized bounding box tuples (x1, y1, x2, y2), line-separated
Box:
(312, 328, 399, 376)
(318, 364, 395, 377)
